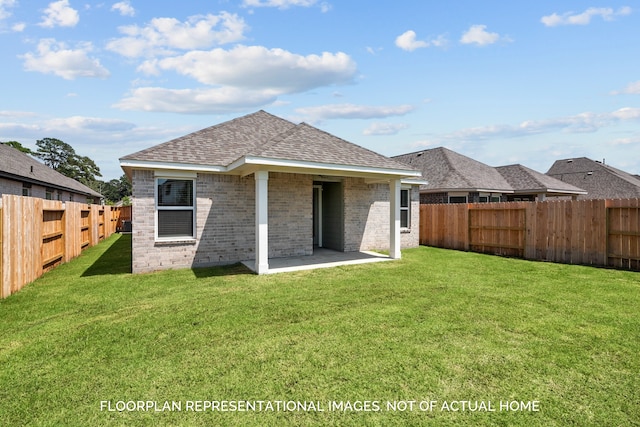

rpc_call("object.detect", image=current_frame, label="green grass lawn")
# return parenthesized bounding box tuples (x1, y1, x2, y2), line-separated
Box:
(1, 234, 639, 426)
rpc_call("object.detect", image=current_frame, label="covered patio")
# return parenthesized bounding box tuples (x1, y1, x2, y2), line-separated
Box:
(242, 247, 393, 274)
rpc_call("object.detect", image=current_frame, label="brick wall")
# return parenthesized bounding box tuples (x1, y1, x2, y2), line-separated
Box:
(0, 177, 90, 202)
(0, 177, 22, 196)
(421, 192, 448, 204)
(131, 170, 313, 273)
(344, 178, 420, 252)
(268, 173, 313, 258)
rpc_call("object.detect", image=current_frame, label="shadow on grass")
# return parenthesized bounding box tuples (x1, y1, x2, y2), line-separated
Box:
(82, 233, 132, 276)
(190, 262, 254, 278)
(82, 233, 253, 278)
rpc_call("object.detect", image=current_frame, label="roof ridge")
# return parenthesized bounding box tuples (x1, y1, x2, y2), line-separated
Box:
(514, 164, 546, 188)
(440, 147, 475, 188)
(252, 122, 301, 156)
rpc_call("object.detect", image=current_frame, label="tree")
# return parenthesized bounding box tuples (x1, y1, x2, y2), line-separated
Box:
(95, 174, 132, 203)
(1, 140, 34, 154)
(35, 138, 76, 171)
(34, 137, 102, 184)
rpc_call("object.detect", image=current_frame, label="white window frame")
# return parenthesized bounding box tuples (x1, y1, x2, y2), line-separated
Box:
(154, 174, 197, 241)
(400, 186, 411, 229)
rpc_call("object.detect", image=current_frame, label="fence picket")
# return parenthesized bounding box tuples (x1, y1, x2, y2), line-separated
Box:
(420, 198, 640, 272)
(1, 195, 130, 298)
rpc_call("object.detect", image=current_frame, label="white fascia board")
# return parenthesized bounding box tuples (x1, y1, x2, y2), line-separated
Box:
(539, 188, 588, 195)
(229, 155, 422, 178)
(401, 178, 429, 185)
(119, 159, 226, 173)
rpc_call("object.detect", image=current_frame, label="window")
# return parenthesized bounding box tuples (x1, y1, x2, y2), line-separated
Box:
(22, 183, 32, 197)
(448, 195, 467, 204)
(45, 188, 54, 200)
(156, 178, 195, 239)
(400, 188, 410, 228)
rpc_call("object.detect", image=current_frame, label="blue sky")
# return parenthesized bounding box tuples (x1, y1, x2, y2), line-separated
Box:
(1, 0, 639, 180)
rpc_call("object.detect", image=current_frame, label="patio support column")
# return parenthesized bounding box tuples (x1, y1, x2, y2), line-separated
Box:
(255, 170, 269, 274)
(389, 178, 401, 259)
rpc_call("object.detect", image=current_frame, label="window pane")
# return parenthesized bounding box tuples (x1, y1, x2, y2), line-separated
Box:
(158, 179, 193, 207)
(158, 210, 194, 238)
(449, 196, 467, 204)
(400, 189, 409, 208)
(400, 210, 409, 228)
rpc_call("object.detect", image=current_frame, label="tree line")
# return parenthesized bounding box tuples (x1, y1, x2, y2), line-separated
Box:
(2, 138, 131, 205)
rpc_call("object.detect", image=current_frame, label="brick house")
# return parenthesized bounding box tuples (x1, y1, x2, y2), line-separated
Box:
(0, 143, 102, 203)
(496, 164, 586, 201)
(119, 111, 424, 274)
(394, 147, 585, 203)
(393, 147, 513, 204)
(547, 157, 640, 200)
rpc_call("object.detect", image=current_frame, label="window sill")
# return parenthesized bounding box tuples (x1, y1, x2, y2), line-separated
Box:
(400, 228, 412, 233)
(154, 238, 197, 246)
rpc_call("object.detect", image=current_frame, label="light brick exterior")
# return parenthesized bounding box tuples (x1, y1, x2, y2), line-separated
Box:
(0, 177, 93, 202)
(344, 178, 419, 251)
(131, 170, 420, 273)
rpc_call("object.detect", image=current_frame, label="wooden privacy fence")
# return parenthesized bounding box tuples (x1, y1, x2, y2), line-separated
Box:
(1, 195, 129, 299)
(420, 198, 640, 271)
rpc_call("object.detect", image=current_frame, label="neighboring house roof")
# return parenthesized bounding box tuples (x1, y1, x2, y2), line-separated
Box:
(547, 157, 640, 199)
(496, 164, 587, 197)
(392, 147, 513, 193)
(0, 144, 103, 199)
(120, 110, 422, 179)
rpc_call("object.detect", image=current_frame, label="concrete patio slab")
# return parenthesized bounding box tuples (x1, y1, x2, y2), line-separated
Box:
(241, 248, 394, 274)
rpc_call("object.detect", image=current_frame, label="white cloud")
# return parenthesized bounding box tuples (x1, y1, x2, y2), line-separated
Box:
(46, 116, 136, 132)
(11, 22, 25, 31)
(414, 107, 640, 145)
(609, 136, 640, 146)
(21, 38, 110, 80)
(612, 80, 640, 95)
(106, 12, 247, 58)
(38, 0, 79, 28)
(363, 122, 409, 136)
(0, 110, 38, 118)
(111, 1, 135, 17)
(396, 30, 428, 51)
(242, 0, 330, 11)
(142, 45, 357, 93)
(395, 30, 447, 51)
(295, 103, 415, 121)
(541, 6, 632, 27)
(114, 86, 279, 114)
(0, 0, 16, 20)
(460, 24, 503, 46)
(610, 107, 640, 120)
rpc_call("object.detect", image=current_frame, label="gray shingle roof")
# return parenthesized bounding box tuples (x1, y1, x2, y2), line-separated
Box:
(496, 164, 586, 195)
(547, 157, 640, 199)
(121, 110, 415, 173)
(0, 144, 102, 198)
(121, 110, 296, 166)
(393, 147, 513, 192)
